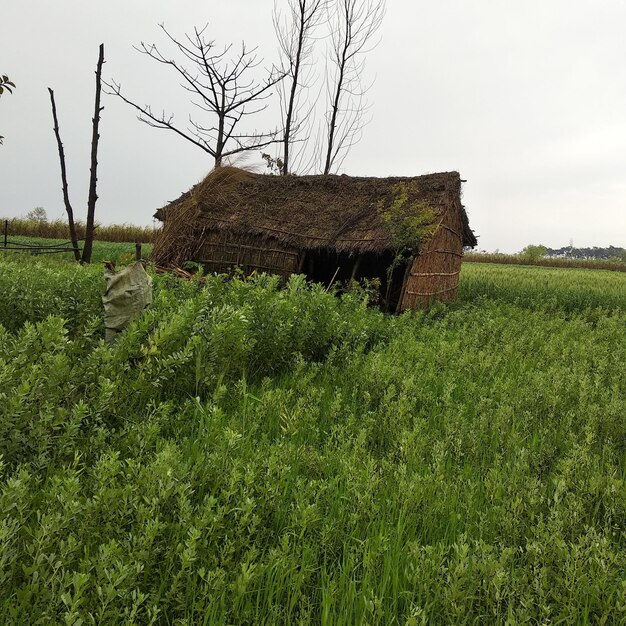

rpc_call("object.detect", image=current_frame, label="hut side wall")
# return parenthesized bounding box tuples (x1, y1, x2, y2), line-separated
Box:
(195, 231, 300, 279)
(399, 200, 465, 311)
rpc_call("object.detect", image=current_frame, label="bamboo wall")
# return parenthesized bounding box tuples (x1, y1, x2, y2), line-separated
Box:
(196, 232, 300, 279)
(399, 201, 464, 311)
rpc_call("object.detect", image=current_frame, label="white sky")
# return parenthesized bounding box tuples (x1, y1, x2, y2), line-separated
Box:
(1, 0, 625, 252)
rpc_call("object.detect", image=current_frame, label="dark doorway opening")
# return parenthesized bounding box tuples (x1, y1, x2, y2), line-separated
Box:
(303, 248, 409, 312)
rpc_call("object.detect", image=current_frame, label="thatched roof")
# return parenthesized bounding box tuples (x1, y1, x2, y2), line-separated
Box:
(154, 167, 477, 255)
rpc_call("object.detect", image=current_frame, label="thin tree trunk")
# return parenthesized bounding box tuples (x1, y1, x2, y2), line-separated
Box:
(48, 87, 81, 261)
(82, 43, 105, 264)
(215, 114, 223, 166)
(324, 39, 349, 175)
(214, 89, 226, 167)
(322, 0, 385, 175)
(282, 8, 307, 175)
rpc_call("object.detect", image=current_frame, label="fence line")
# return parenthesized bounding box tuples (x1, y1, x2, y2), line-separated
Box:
(2, 220, 83, 255)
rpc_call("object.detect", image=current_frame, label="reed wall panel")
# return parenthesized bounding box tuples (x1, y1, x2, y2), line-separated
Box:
(195, 231, 300, 279)
(399, 198, 465, 311)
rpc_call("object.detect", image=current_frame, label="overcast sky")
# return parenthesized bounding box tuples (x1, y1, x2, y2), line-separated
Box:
(2, 0, 625, 252)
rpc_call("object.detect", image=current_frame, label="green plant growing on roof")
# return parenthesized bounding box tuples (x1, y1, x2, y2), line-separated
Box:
(377, 181, 439, 307)
(378, 182, 439, 252)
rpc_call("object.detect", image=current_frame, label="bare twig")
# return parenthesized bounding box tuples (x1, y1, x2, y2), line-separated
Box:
(107, 25, 286, 166)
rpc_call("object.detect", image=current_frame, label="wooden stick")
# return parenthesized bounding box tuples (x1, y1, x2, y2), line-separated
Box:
(419, 249, 464, 257)
(396, 256, 414, 313)
(350, 255, 361, 281)
(297, 252, 306, 273)
(439, 223, 462, 239)
(405, 285, 458, 296)
(325, 266, 340, 292)
(203, 240, 299, 258)
(409, 270, 460, 277)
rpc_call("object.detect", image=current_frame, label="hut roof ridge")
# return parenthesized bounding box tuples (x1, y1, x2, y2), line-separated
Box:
(154, 167, 477, 257)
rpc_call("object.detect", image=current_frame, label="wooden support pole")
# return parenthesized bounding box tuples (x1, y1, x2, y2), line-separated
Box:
(135, 242, 142, 261)
(325, 266, 340, 292)
(395, 255, 415, 314)
(297, 252, 306, 274)
(350, 255, 362, 282)
(3, 220, 7, 248)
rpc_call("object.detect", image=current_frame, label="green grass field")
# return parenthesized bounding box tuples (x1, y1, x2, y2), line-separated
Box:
(1, 247, 625, 624)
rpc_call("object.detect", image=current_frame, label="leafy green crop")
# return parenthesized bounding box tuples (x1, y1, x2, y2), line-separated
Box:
(0, 254, 624, 624)
(460, 262, 626, 315)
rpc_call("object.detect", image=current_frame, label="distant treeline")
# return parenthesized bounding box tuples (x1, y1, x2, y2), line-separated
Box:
(2, 218, 159, 243)
(545, 245, 626, 260)
(465, 252, 626, 273)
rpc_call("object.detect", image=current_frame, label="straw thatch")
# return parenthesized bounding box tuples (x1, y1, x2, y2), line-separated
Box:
(151, 166, 477, 310)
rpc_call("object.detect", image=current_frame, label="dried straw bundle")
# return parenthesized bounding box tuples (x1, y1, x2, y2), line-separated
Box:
(151, 167, 253, 267)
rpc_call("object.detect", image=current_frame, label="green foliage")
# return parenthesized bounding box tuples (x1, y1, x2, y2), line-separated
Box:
(520, 243, 548, 260)
(0, 256, 103, 334)
(377, 182, 439, 252)
(261, 152, 285, 175)
(0, 254, 625, 623)
(459, 262, 626, 314)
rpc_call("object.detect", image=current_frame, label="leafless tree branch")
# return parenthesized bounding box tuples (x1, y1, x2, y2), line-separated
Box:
(322, 0, 385, 174)
(107, 24, 286, 166)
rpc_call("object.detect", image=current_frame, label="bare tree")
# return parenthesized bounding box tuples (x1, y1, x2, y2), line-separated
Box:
(82, 43, 105, 264)
(322, 0, 385, 175)
(48, 44, 104, 264)
(48, 88, 81, 261)
(274, 0, 328, 175)
(106, 24, 285, 167)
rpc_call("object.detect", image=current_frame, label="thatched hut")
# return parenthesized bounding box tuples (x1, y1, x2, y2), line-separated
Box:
(152, 167, 477, 311)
